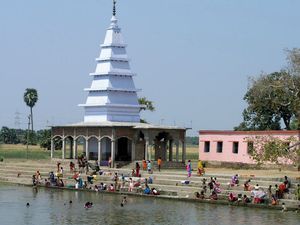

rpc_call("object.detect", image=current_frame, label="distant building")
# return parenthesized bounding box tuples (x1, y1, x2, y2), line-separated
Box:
(51, 1, 187, 167)
(198, 130, 300, 164)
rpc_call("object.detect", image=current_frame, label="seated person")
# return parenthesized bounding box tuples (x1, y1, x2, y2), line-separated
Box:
(151, 188, 160, 195)
(87, 175, 94, 184)
(210, 191, 218, 200)
(243, 194, 251, 203)
(244, 179, 251, 191)
(144, 185, 151, 194)
(230, 174, 239, 186)
(148, 177, 153, 184)
(108, 183, 115, 192)
(228, 193, 238, 202)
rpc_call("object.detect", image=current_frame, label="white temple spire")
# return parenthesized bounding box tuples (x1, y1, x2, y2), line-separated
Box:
(79, 1, 141, 123)
(113, 0, 116, 16)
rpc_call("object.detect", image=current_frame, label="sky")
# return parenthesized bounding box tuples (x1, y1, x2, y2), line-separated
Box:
(0, 0, 300, 136)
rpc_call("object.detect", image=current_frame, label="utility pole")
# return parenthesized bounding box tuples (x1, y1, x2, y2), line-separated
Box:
(14, 111, 21, 129)
(26, 115, 31, 160)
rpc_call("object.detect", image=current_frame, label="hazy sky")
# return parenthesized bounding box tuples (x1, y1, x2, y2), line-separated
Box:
(1, 0, 300, 136)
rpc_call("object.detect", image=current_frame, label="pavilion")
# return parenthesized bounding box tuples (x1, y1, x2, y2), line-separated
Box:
(51, 1, 187, 167)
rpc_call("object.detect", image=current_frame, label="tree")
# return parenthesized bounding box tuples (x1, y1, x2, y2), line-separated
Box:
(138, 97, 155, 112)
(246, 135, 300, 168)
(23, 88, 38, 132)
(0, 127, 20, 144)
(235, 71, 300, 130)
(286, 48, 300, 129)
(138, 97, 155, 123)
(37, 129, 51, 150)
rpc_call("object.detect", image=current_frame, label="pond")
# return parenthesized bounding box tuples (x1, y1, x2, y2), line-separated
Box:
(0, 184, 299, 225)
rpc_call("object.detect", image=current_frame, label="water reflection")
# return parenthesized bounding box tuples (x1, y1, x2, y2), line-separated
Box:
(0, 184, 299, 225)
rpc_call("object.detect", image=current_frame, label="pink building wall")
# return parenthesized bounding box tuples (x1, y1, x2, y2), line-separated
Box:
(199, 130, 300, 164)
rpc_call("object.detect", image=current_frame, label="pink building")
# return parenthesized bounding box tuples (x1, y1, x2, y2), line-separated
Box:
(199, 130, 300, 164)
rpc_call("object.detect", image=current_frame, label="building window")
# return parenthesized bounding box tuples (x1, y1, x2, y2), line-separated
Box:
(232, 142, 239, 154)
(247, 141, 254, 154)
(217, 141, 223, 153)
(204, 141, 210, 152)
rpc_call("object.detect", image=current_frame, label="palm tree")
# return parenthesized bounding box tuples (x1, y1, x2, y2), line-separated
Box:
(23, 88, 38, 132)
(138, 97, 155, 112)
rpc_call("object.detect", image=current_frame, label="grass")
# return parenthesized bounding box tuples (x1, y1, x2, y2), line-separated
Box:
(0, 144, 199, 161)
(0, 144, 61, 160)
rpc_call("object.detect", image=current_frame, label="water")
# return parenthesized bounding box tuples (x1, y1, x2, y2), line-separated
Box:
(0, 184, 299, 225)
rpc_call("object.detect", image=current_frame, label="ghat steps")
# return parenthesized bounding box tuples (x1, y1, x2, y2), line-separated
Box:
(0, 160, 299, 208)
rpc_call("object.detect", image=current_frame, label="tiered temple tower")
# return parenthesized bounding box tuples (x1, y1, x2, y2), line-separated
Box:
(79, 0, 141, 123)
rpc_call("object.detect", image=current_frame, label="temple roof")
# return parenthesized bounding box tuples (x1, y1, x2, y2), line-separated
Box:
(53, 121, 186, 130)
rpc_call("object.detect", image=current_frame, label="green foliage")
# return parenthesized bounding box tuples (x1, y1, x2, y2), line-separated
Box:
(245, 135, 300, 165)
(23, 88, 38, 108)
(185, 136, 199, 146)
(0, 127, 20, 144)
(138, 97, 155, 112)
(236, 71, 300, 130)
(37, 129, 51, 150)
(23, 88, 38, 132)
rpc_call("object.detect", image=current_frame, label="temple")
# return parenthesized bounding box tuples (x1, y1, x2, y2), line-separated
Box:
(51, 1, 187, 167)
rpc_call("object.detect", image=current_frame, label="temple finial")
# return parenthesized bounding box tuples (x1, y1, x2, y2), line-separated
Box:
(113, 0, 116, 16)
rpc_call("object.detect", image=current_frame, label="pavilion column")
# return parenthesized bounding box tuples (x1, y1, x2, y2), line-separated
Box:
(69, 140, 73, 159)
(98, 139, 101, 163)
(85, 139, 89, 160)
(73, 139, 77, 159)
(169, 140, 173, 162)
(164, 141, 167, 161)
(145, 138, 149, 161)
(182, 141, 186, 163)
(62, 138, 66, 159)
(175, 141, 179, 162)
(131, 140, 136, 161)
(50, 139, 54, 159)
(111, 139, 115, 167)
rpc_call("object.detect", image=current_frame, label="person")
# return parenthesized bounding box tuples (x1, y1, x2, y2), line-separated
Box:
(142, 159, 147, 171)
(121, 197, 127, 207)
(296, 184, 300, 201)
(230, 174, 239, 186)
(281, 202, 287, 212)
(197, 160, 204, 176)
(84, 202, 93, 209)
(279, 182, 286, 198)
(151, 188, 160, 195)
(186, 160, 192, 178)
(157, 157, 162, 172)
(69, 162, 75, 172)
(284, 176, 291, 189)
(128, 178, 134, 192)
(243, 194, 251, 203)
(83, 156, 89, 173)
(210, 191, 218, 200)
(144, 184, 151, 194)
(228, 193, 237, 202)
(57, 162, 61, 173)
(147, 160, 152, 174)
(114, 172, 119, 190)
(32, 175, 37, 186)
(60, 167, 64, 175)
(271, 194, 278, 205)
(267, 185, 273, 199)
(108, 157, 112, 168)
(26, 203, 30, 207)
(195, 191, 205, 199)
(244, 179, 251, 191)
(136, 162, 140, 177)
(109, 184, 115, 192)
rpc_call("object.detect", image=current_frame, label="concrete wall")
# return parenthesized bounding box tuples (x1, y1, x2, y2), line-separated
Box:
(199, 131, 299, 164)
